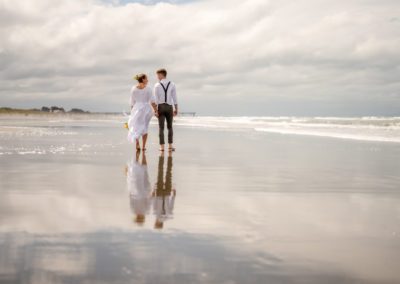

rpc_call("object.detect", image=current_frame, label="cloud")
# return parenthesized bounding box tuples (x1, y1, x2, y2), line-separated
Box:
(0, 0, 399, 115)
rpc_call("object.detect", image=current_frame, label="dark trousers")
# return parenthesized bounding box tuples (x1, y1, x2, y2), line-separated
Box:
(156, 155, 173, 196)
(157, 104, 173, 145)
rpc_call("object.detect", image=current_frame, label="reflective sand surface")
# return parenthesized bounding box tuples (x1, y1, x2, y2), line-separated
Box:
(0, 116, 400, 283)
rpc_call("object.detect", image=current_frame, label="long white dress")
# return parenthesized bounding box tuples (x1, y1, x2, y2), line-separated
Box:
(127, 86, 153, 143)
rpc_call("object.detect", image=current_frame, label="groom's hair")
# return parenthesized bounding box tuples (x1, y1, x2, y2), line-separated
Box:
(156, 68, 167, 77)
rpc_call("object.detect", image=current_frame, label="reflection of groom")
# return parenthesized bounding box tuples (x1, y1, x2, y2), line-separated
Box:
(152, 152, 176, 229)
(152, 68, 178, 152)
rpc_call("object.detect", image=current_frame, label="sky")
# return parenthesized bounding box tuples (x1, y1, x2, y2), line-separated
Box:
(0, 0, 399, 116)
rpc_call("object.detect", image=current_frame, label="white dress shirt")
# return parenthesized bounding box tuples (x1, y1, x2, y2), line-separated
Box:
(153, 195, 175, 221)
(153, 79, 177, 106)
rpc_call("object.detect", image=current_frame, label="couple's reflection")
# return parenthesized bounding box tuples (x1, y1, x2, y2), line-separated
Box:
(126, 151, 176, 229)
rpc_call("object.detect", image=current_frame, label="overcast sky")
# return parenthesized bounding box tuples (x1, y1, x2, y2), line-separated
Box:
(0, 0, 399, 115)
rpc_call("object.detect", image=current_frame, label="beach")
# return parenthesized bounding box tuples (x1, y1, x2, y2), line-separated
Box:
(0, 114, 399, 284)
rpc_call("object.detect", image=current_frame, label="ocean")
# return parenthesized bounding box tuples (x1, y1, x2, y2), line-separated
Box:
(1, 116, 399, 156)
(0, 114, 399, 284)
(174, 116, 400, 143)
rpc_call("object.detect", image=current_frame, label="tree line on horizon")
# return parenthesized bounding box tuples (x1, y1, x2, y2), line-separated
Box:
(0, 106, 90, 114)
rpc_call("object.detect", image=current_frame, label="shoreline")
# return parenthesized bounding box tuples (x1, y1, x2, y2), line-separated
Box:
(0, 112, 121, 118)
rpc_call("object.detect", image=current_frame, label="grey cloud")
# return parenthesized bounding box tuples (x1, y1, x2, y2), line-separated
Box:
(0, 0, 399, 115)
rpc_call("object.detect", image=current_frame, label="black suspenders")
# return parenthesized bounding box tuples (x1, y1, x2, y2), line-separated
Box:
(160, 81, 171, 103)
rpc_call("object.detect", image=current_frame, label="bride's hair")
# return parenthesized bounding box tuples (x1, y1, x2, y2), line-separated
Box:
(134, 73, 147, 83)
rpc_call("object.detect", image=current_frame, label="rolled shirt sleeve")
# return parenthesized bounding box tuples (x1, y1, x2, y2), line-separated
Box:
(171, 83, 177, 105)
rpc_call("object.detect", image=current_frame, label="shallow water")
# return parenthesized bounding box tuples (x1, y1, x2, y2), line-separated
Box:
(0, 116, 400, 284)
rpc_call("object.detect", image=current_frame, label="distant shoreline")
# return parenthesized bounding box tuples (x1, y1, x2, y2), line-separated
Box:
(0, 107, 120, 116)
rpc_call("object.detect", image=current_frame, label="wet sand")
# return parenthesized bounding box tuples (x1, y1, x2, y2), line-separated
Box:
(0, 116, 399, 284)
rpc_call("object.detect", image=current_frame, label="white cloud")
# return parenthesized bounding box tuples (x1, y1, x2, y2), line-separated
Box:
(0, 0, 399, 115)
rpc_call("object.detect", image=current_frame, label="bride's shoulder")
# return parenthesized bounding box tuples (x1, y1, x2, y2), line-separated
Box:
(130, 85, 137, 94)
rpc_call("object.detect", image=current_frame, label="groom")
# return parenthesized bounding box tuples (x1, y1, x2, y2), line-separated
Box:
(152, 68, 178, 152)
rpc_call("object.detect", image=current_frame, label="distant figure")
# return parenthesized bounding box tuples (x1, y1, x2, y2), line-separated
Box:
(126, 152, 151, 225)
(152, 152, 176, 229)
(128, 73, 155, 151)
(152, 69, 178, 152)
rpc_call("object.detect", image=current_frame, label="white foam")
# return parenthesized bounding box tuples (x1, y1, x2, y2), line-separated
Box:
(0, 126, 78, 137)
(254, 127, 400, 143)
(175, 117, 400, 143)
(2, 116, 400, 144)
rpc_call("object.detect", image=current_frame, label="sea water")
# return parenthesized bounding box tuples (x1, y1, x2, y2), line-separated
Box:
(0, 115, 399, 284)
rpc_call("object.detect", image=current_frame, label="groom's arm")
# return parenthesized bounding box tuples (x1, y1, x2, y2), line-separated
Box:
(172, 84, 178, 116)
(152, 103, 159, 117)
(174, 104, 178, 116)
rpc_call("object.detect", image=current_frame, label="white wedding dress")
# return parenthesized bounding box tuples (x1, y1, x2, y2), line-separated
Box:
(127, 86, 153, 143)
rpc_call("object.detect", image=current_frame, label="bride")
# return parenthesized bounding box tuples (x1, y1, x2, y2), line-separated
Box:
(127, 73, 154, 151)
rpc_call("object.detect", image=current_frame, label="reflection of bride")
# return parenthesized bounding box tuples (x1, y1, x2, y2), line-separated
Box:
(126, 152, 151, 225)
(152, 152, 176, 229)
